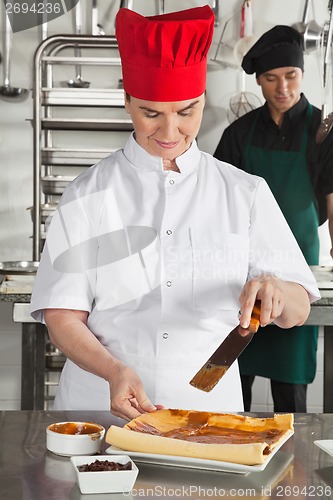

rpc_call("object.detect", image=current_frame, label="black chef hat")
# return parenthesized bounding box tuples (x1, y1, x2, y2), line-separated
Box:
(242, 25, 304, 77)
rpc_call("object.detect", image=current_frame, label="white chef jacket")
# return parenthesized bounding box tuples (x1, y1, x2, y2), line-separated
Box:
(30, 134, 320, 412)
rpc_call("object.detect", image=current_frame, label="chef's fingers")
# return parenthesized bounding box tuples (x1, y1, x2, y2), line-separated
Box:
(110, 398, 140, 421)
(108, 362, 158, 420)
(270, 295, 284, 321)
(256, 295, 273, 327)
(135, 394, 158, 414)
(239, 289, 258, 330)
(239, 275, 285, 328)
(257, 284, 285, 325)
(128, 399, 164, 416)
(118, 392, 157, 419)
(111, 396, 154, 421)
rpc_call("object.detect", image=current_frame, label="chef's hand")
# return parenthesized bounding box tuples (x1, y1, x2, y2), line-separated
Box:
(239, 274, 309, 333)
(108, 360, 164, 421)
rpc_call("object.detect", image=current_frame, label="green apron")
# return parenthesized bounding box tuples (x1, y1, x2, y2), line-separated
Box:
(239, 104, 319, 384)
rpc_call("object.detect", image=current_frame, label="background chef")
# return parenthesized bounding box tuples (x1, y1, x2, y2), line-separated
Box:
(30, 7, 319, 421)
(214, 26, 333, 413)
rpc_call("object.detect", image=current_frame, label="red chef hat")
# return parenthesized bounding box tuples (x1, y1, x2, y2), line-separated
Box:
(115, 6, 214, 101)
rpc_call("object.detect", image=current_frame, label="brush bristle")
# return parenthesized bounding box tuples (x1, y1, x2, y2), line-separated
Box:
(190, 363, 229, 392)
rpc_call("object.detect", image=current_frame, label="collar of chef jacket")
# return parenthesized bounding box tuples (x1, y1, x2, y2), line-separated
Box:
(262, 92, 308, 125)
(123, 132, 201, 176)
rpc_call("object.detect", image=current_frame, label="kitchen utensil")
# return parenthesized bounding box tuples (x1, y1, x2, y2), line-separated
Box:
(302, 0, 311, 22)
(92, 0, 105, 35)
(45, 343, 66, 369)
(0, 10, 29, 101)
(119, 0, 172, 10)
(322, 4, 333, 117)
(292, 0, 311, 37)
(41, 0, 48, 41)
(227, 2, 261, 122)
(228, 69, 262, 122)
(0, 261, 39, 275)
(156, 0, 165, 15)
(119, 0, 134, 9)
(303, 20, 323, 53)
(229, 89, 262, 118)
(315, 2, 333, 139)
(316, 111, 333, 143)
(240, 1, 252, 38)
(190, 301, 261, 392)
(211, 0, 219, 27)
(292, 1, 323, 53)
(67, 2, 90, 88)
(41, 175, 76, 195)
(27, 203, 57, 224)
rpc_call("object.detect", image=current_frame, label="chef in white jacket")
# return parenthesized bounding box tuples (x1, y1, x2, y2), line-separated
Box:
(30, 5, 320, 420)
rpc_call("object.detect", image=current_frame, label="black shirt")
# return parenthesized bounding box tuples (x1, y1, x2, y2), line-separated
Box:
(214, 94, 333, 225)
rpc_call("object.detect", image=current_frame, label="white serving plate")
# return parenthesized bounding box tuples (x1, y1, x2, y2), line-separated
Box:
(314, 440, 333, 458)
(106, 430, 294, 475)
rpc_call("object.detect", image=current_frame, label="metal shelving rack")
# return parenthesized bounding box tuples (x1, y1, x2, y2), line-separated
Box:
(32, 34, 133, 261)
(32, 35, 134, 405)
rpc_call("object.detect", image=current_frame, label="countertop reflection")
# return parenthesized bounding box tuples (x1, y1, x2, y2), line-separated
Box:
(1, 411, 333, 499)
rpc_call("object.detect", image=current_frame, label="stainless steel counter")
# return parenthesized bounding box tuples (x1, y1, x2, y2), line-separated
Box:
(307, 267, 333, 412)
(1, 411, 333, 500)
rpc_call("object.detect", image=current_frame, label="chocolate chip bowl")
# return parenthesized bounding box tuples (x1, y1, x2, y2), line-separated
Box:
(70, 455, 139, 494)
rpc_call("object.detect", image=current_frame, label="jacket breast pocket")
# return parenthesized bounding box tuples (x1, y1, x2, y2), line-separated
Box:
(190, 229, 249, 313)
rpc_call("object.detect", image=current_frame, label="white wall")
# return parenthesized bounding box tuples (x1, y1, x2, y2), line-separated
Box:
(0, 0, 331, 409)
(0, 0, 331, 261)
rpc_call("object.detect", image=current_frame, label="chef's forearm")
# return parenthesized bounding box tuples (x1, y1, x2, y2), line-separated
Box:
(44, 308, 119, 382)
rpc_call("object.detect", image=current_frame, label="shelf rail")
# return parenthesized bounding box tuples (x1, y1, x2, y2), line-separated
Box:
(33, 35, 122, 260)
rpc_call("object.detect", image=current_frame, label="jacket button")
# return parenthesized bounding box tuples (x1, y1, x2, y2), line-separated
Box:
(166, 229, 172, 235)
(163, 332, 168, 339)
(166, 281, 172, 287)
(169, 179, 175, 185)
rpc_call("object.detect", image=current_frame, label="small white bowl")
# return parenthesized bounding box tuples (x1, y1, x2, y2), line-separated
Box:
(46, 421, 105, 457)
(70, 455, 139, 494)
